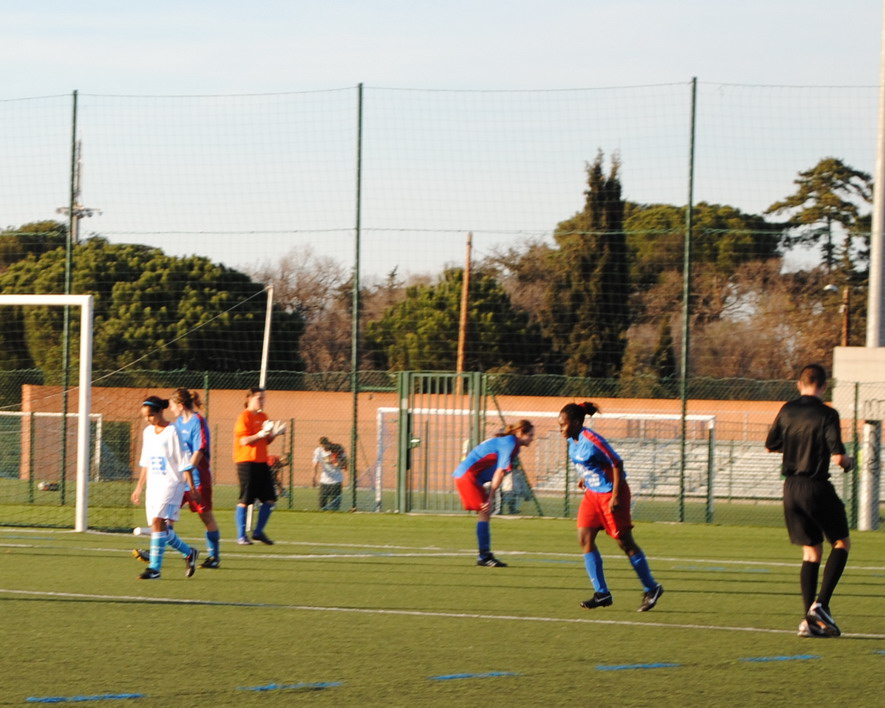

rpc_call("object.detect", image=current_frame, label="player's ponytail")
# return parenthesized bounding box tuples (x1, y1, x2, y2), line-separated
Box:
(559, 401, 599, 424)
(170, 388, 201, 411)
(500, 419, 534, 437)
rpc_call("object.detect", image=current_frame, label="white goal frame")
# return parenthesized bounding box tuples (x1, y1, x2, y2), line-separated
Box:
(0, 294, 94, 531)
(374, 406, 717, 512)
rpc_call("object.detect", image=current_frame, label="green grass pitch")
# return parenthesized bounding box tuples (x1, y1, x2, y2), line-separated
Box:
(1, 512, 884, 706)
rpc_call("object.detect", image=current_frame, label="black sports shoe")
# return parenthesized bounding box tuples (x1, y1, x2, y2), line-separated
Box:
(638, 584, 664, 612)
(200, 555, 220, 569)
(798, 619, 828, 638)
(185, 548, 199, 578)
(580, 592, 613, 609)
(476, 554, 508, 567)
(252, 531, 274, 545)
(137, 568, 160, 580)
(807, 602, 841, 637)
(132, 549, 150, 564)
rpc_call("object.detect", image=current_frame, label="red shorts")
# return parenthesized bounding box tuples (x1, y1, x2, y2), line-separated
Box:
(576, 485, 633, 539)
(455, 474, 488, 511)
(182, 471, 213, 514)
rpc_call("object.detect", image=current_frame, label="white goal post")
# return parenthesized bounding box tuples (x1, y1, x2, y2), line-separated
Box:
(0, 294, 93, 531)
(374, 406, 717, 513)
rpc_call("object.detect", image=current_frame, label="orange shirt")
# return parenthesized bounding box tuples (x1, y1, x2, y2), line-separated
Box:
(233, 409, 269, 463)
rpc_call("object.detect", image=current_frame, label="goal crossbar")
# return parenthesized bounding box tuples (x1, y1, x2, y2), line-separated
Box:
(0, 294, 94, 531)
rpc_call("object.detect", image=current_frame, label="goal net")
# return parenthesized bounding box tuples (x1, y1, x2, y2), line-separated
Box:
(375, 407, 716, 520)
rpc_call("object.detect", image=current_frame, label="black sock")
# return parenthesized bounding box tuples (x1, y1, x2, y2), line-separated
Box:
(800, 561, 820, 614)
(817, 548, 849, 608)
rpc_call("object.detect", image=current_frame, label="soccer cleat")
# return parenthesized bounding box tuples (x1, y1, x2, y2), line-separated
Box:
(237, 536, 254, 546)
(476, 554, 507, 567)
(137, 568, 160, 580)
(807, 602, 841, 637)
(185, 547, 199, 578)
(580, 592, 614, 610)
(252, 531, 274, 545)
(637, 584, 664, 612)
(132, 548, 150, 564)
(200, 555, 221, 569)
(798, 619, 828, 638)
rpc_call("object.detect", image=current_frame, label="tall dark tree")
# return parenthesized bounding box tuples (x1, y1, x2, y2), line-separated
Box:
(624, 201, 782, 289)
(765, 157, 872, 271)
(364, 267, 548, 373)
(545, 152, 630, 378)
(0, 236, 305, 379)
(0, 220, 67, 271)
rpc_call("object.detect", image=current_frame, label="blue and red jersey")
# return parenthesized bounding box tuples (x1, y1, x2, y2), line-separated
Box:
(567, 427, 624, 494)
(174, 411, 211, 488)
(453, 434, 520, 486)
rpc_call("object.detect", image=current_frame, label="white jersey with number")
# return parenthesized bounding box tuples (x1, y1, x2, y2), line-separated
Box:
(139, 423, 189, 523)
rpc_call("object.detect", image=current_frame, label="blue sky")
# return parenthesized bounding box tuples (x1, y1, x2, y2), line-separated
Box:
(2, 1, 883, 278)
(4, 0, 880, 95)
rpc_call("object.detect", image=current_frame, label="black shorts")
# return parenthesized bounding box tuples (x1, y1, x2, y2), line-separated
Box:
(237, 461, 277, 505)
(783, 475, 849, 546)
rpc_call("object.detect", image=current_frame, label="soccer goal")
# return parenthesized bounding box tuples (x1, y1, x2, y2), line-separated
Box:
(0, 294, 93, 531)
(374, 407, 716, 519)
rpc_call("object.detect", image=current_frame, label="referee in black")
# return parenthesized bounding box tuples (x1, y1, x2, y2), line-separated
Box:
(765, 364, 854, 638)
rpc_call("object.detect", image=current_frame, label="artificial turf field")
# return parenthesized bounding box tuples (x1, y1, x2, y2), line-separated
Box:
(1, 512, 884, 707)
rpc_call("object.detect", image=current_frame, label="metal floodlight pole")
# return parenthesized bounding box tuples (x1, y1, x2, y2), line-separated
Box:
(679, 77, 698, 523)
(59, 89, 79, 507)
(350, 83, 364, 510)
(867, 2, 885, 346)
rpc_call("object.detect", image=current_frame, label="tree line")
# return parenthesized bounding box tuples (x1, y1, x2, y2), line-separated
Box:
(0, 153, 872, 386)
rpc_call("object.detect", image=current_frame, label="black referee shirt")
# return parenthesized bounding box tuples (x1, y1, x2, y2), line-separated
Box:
(765, 395, 846, 480)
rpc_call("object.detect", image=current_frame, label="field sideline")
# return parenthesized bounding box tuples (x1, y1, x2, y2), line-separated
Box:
(2, 513, 884, 706)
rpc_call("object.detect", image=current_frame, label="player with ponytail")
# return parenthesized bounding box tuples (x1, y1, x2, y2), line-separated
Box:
(170, 388, 222, 567)
(559, 402, 663, 612)
(453, 419, 535, 567)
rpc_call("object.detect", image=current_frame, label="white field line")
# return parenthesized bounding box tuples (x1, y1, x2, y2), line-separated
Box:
(2, 587, 883, 639)
(5, 534, 885, 572)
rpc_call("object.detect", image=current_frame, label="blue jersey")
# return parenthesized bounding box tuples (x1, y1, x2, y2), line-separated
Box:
(453, 435, 520, 485)
(174, 412, 211, 488)
(567, 427, 624, 494)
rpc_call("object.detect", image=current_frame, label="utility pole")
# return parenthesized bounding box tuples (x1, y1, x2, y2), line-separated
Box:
(456, 232, 473, 377)
(57, 140, 101, 242)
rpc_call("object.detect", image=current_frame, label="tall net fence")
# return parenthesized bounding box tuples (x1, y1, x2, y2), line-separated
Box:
(0, 83, 882, 529)
(0, 366, 881, 531)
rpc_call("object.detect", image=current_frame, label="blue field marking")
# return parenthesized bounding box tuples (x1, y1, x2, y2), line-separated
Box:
(674, 565, 770, 574)
(596, 662, 680, 671)
(429, 671, 521, 681)
(740, 654, 820, 663)
(238, 681, 342, 692)
(26, 693, 144, 703)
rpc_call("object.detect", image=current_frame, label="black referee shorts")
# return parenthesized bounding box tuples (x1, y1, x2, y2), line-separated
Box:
(237, 461, 277, 505)
(783, 475, 849, 547)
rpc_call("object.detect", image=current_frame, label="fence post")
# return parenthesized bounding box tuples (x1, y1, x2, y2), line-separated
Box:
(850, 381, 860, 528)
(859, 420, 881, 531)
(396, 371, 411, 513)
(705, 418, 715, 523)
(28, 411, 35, 504)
